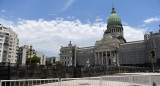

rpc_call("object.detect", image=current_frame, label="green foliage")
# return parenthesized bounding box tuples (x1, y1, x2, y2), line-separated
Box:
(26, 56, 40, 65)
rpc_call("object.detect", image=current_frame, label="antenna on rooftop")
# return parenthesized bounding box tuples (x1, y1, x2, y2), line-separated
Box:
(112, 1, 114, 8)
(112, 0, 114, 8)
(69, 40, 72, 46)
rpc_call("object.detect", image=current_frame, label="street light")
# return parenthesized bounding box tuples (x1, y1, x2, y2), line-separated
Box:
(114, 48, 118, 67)
(150, 51, 155, 73)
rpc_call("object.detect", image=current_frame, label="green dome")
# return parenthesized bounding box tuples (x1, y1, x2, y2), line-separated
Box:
(107, 7, 121, 26)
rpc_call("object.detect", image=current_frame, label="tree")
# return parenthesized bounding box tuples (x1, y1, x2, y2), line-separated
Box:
(26, 56, 40, 65)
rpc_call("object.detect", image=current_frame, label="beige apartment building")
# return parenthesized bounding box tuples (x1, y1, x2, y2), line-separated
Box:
(0, 24, 19, 66)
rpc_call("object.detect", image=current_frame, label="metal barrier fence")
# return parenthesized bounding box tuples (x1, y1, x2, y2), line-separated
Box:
(0, 74, 159, 86)
(102, 75, 160, 86)
(0, 78, 59, 86)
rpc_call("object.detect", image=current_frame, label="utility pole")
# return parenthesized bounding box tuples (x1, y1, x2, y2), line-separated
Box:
(29, 45, 32, 65)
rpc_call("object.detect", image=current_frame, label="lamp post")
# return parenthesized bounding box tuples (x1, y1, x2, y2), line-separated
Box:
(151, 51, 155, 73)
(29, 45, 32, 65)
(114, 48, 118, 67)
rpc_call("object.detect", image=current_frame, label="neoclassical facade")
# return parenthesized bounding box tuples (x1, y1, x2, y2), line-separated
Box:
(60, 7, 160, 67)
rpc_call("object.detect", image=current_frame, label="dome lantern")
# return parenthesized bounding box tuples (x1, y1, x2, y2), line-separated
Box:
(107, 7, 122, 27)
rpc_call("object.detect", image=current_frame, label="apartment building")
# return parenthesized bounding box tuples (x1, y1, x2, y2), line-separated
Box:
(0, 24, 19, 65)
(46, 56, 60, 65)
(35, 51, 47, 65)
(18, 45, 47, 65)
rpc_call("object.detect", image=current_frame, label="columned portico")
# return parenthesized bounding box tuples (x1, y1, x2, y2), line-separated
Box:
(94, 50, 114, 67)
(94, 6, 122, 67)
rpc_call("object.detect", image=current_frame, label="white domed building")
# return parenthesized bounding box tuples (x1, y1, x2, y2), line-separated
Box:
(60, 6, 160, 67)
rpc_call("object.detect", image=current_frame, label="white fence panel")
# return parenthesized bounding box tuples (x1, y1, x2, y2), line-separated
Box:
(0, 75, 160, 86)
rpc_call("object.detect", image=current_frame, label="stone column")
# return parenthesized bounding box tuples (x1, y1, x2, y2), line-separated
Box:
(110, 51, 112, 65)
(106, 51, 107, 66)
(98, 52, 100, 65)
(99, 52, 102, 65)
(117, 52, 119, 66)
(101, 51, 103, 65)
(94, 52, 96, 65)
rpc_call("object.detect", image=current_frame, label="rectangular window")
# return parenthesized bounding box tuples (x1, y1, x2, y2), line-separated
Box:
(0, 35, 3, 38)
(5, 33, 9, 36)
(4, 51, 7, 53)
(53, 59, 55, 63)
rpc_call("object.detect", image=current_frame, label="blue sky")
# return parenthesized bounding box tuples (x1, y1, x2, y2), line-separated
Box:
(0, 0, 160, 56)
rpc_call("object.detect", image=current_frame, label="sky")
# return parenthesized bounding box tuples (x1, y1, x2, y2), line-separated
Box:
(0, 0, 160, 57)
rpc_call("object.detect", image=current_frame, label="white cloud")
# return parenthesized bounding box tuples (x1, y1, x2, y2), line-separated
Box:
(144, 17, 160, 24)
(122, 21, 128, 26)
(0, 18, 14, 27)
(12, 18, 105, 54)
(17, 18, 22, 20)
(63, 0, 75, 11)
(1, 10, 6, 13)
(0, 18, 145, 56)
(48, 13, 56, 16)
(95, 18, 103, 22)
(67, 16, 74, 19)
(123, 26, 146, 42)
